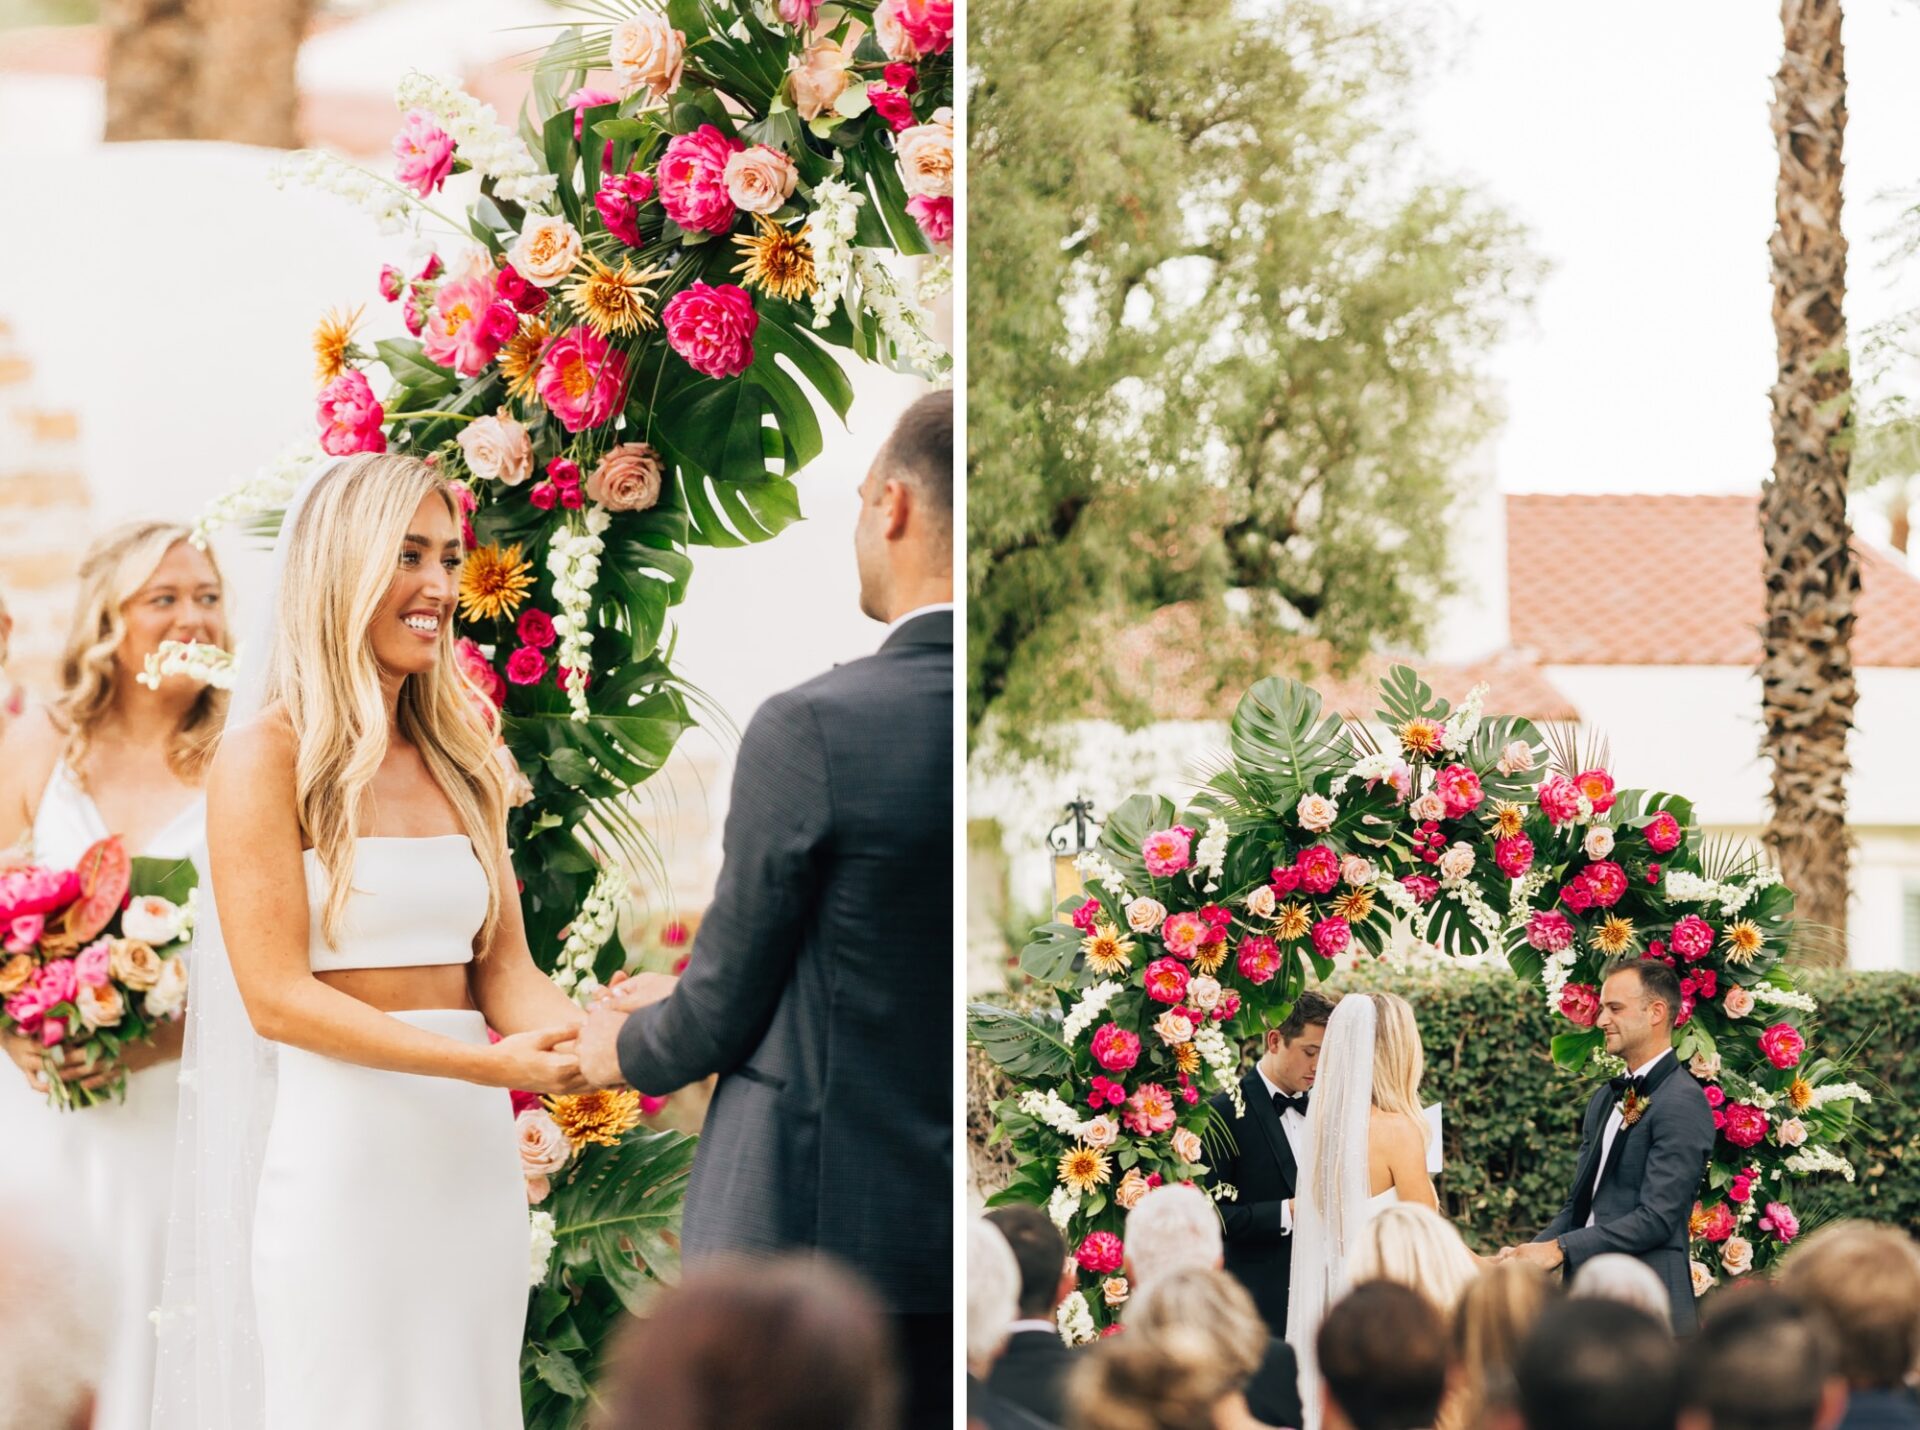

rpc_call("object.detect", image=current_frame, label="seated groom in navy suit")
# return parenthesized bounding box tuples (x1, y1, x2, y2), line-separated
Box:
(577, 391, 955, 1426)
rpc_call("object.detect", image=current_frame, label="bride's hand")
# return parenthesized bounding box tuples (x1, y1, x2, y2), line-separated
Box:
(1, 1028, 119, 1092)
(490, 1026, 592, 1095)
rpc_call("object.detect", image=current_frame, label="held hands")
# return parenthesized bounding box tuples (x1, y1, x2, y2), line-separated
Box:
(1495, 1240, 1565, 1271)
(573, 970, 681, 1089)
(491, 1026, 592, 1096)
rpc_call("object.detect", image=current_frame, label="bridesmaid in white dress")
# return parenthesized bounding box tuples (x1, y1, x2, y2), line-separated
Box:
(0, 520, 228, 1430)
(192, 453, 588, 1430)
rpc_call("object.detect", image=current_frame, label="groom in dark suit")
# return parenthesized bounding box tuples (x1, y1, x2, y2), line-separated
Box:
(1208, 989, 1335, 1338)
(1504, 956, 1715, 1334)
(576, 391, 954, 1425)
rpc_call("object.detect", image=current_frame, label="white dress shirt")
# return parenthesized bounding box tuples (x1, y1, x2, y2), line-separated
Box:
(1586, 1048, 1673, 1227)
(1006, 1319, 1056, 1336)
(1257, 1065, 1308, 1235)
(884, 601, 954, 639)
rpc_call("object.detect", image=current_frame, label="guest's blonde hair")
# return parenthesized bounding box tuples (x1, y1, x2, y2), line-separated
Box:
(52, 520, 228, 785)
(267, 454, 505, 950)
(1068, 1324, 1249, 1430)
(1350, 1203, 1480, 1314)
(1369, 991, 1427, 1133)
(1453, 1259, 1555, 1428)
(1124, 1268, 1265, 1385)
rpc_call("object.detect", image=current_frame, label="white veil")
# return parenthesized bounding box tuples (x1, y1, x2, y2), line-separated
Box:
(1284, 993, 1377, 1430)
(150, 460, 336, 1430)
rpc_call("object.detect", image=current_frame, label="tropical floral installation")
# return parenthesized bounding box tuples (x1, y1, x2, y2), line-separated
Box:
(186, 3, 951, 1421)
(969, 668, 1869, 1341)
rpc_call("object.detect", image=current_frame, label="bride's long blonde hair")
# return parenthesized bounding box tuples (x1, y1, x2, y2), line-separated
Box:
(1369, 991, 1428, 1137)
(268, 453, 506, 950)
(53, 520, 229, 785)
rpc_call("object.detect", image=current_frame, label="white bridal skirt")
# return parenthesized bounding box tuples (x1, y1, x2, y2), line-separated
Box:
(253, 1010, 527, 1430)
(0, 1060, 179, 1430)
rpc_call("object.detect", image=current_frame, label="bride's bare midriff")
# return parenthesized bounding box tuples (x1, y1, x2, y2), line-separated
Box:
(316, 965, 478, 1014)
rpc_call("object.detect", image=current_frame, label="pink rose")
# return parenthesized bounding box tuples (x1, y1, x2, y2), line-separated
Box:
(659, 126, 744, 235)
(1494, 834, 1534, 878)
(723, 144, 799, 216)
(875, 0, 954, 61)
(594, 170, 656, 249)
(1728, 1170, 1757, 1204)
(1091, 1023, 1141, 1073)
(1114, 1168, 1150, 1211)
(1558, 982, 1599, 1028)
(315, 371, 386, 456)
(1310, 917, 1350, 959)
(455, 638, 505, 709)
(1721, 1102, 1769, 1149)
(1123, 1083, 1177, 1137)
(392, 110, 455, 197)
(1340, 855, 1375, 888)
(1581, 862, 1627, 908)
(1143, 958, 1189, 1006)
(516, 609, 556, 650)
(1574, 769, 1617, 814)
(1082, 1114, 1120, 1150)
(536, 327, 629, 432)
(1722, 987, 1755, 1019)
(494, 261, 549, 315)
(508, 215, 585, 289)
(1758, 1202, 1800, 1243)
(1671, 916, 1715, 961)
(1400, 874, 1439, 905)
(1171, 1128, 1204, 1166)
(1527, 910, 1575, 953)
(1758, 1023, 1805, 1070)
(778, 0, 821, 24)
(1142, 826, 1195, 878)
(1295, 844, 1341, 895)
(506, 646, 548, 686)
(378, 264, 404, 302)
(586, 442, 665, 512)
(74, 939, 112, 990)
(1643, 812, 1683, 854)
(1236, 936, 1281, 985)
(1437, 843, 1476, 882)
(662, 282, 759, 380)
(517, 1108, 573, 1178)
(1152, 1009, 1194, 1046)
(1435, 764, 1484, 816)
(895, 109, 954, 200)
(1703, 1084, 1726, 1109)
(609, 11, 686, 102)
(871, 84, 918, 132)
(1538, 774, 1583, 825)
(1076, 1231, 1125, 1275)
(1693, 1201, 1735, 1243)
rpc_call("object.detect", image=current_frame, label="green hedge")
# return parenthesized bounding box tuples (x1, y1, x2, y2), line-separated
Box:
(966, 967, 1920, 1249)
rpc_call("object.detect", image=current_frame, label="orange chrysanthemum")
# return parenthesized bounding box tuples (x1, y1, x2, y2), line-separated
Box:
(1488, 801, 1527, 839)
(1082, 923, 1134, 976)
(1058, 1143, 1112, 1194)
(1332, 889, 1375, 923)
(548, 1089, 642, 1149)
(499, 317, 550, 401)
(1191, 938, 1228, 976)
(1787, 1077, 1814, 1113)
(1274, 903, 1312, 942)
(1594, 915, 1637, 956)
(1725, 921, 1765, 966)
(732, 215, 818, 301)
(458, 543, 535, 623)
(312, 305, 364, 384)
(1399, 718, 1444, 758)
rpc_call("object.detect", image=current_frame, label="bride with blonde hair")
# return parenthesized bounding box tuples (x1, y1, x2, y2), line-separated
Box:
(153, 453, 589, 1430)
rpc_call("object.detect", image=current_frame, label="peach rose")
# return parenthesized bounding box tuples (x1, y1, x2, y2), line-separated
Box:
(1583, 827, 1616, 860)
(1721, 1236, 1753, 1275)
(507, 215, 583, 289)
(517, 1108, 572, 1179)
(723, 145, 798, 216)
(1438, 843, 1476, 881)
(609, 12, 685, 103)
(790, 32, 854, 121)
(1153, 1009, 1195, 1046)
(1171, 1127, 1204, 1166)
(1690, 1259, 1716, 1298)
(1187, 976, 1222, 1012)
(1496, 740, 1535, 775)
(143, 955, 188, 1020)
(494, 743, 534, 808)
(526, 1175, 551, 1205)
(109, 938, 162, 992)
(76, 981, 125, 1030)
(586, 442, 665, 513)
(1246, 886, 1276, 919)
(1125, 897, 1167, 934)
(1724, 988, 1756, 1019)
(1101, 1276, 1130, 1307)
(1776, 1117, 1808, 1148)
(1341, 855, 1375, 888)
(1081, 1114, 1119, 1150)
(1689, 1050, 1722, 1081)
(457, 413, 534, 486)
(1295, 793, 1337, 833)
(1114, 1167, 1150, 1211)
(0, 953, 31, 996)
(1410, 793, 1447, 823)
(895, 109, 953, 199)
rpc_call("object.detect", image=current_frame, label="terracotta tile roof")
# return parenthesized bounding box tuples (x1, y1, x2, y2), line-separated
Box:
(1104, 604, 1581, 723)
(1506, 493, 1920, 667)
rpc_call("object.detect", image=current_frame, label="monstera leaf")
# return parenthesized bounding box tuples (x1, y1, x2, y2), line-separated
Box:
(1096, 794, 1181, 893)
(545, 1126, 697, 1314)
(1374, 664, 1449, 731)
(1227, 678, 1351, 807)
(968, 1003, 1074, 1081)
(1465, 715, 1548, 803)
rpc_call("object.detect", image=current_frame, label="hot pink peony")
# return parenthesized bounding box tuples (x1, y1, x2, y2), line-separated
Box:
(1537, 774, 1583, 825)
(564, 85, 620, 140)
(1581, 861, 1627, 908)
(1310, 917, 1351, 959)
(536, 328, 629, 432)
(1160, 911, 1207, 961)
(1758, 1023, 1805, 1070)
(74, 939, 112, 990)
(494, 262, 549, 315)
(35, 957, 77, 1009)
(1721, 1102, 1769, 1149)
(392, 110, 456, 197)
(1527, 910, 1576, 953)
(1558, 982, 1600, 1028)
(1076, 1231, 1125, 1275)
(454, 638, 505, 709)
(378, 264, 404, 302)
(1143, 957, 1190, 1006)
(421, 272, 518, 377)
(316, 371, 386, 455)
(506, 646, 548, 686)
(658, 125, 744, 235)
(875, 0, 954, 60)
(662, 282, 759, 380)
(1236, 936, 1281, 985)
(595, 169, 657, 249)
(1694, 1201, 1736, 1243)
(1669, 915, 1715, 961)
(1494, 835, 1534, 879)
(1142, 826, 1196, 878)
(1643, 812, 1683, 854)
(906, 194, 953, 247)
(1091, 1023, 1141, 1073)
(871, 84, 918, 132)
(1294, 844, 1341, 895)
(1574, 768, 1617, 814)
(1122, 1083, 1177, 1137)
(1435, 764, 1485, 817)
(1758, 1202, 1800, 1243)
(1399, 874, 1439, 905)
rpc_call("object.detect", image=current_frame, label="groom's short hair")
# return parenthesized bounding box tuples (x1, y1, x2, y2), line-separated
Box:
(878, 389, 952, 535)
(1317, 1281, 1448, 1430)
(985, 1205, 1068, 1319)
(1517, 1299, 1680, 1430)
(1275, 989, 1337, 1044)
(1604, 955, 1683, 1026)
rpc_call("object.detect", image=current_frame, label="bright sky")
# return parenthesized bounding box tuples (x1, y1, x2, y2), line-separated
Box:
(1410, 0, 1920, 502)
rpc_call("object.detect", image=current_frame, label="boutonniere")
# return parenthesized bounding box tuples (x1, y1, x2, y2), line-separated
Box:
(1618, 1088, 1647, 1128)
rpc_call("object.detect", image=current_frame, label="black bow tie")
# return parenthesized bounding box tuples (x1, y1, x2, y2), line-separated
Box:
(1272, 1090, 1309, 1118)
(1608, 1074, 1648, 1098)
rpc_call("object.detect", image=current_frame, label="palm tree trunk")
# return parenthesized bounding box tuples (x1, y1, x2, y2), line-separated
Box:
(1763, 0, 1858, 964)
(190, 0, 315, 148)
(101, 0, 200, 141)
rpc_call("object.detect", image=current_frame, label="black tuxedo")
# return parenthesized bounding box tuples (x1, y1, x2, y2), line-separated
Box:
(1536, 1049, 1715, 1334)
(1247, 1337, 1303, 1430)
(987, 1328, 1075, 1426)
(1208, 1070, 1300, 1336)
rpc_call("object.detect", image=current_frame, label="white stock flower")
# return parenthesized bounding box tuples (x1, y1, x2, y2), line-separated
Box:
(528, 1210, 558, 1285)
(1047, 1186, 1081, 1230)
(1057, 1291, 1097, 1346)
(805, 178, 864, 329)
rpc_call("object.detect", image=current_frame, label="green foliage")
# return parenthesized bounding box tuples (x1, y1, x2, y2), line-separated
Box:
(967, 0, 1538, 745)
(1795, 972, 1920, 1232)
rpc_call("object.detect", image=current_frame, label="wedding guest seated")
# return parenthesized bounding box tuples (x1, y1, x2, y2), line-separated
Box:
(1571, 1252, 1674, 1330)
(1451, 1259, 1556, 1430)
(1067, 1324, 1265, 1430)
(1125, 1269, 1269, 1425)
(1515, 1299, 1681, 1430)
(986, 1205, 1079, 1424)
(1778, 1222, 1920, 1430)
(972, 1218, 1060, 1430)
(1679, 1291, 1846, 1430)
(594, 1253, 898, 1430)
(1317, 1281, 1450, 1430)
(1126, 1184, 1302, 1428)
(0, 1205, 104, 1430)
(1348, 1203, 1480, 1315)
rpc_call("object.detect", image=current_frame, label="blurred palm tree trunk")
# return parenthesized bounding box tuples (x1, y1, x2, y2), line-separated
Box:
(1763, 0, 1858, 964)
(101, 0, 311, 146)
(101, 0, 199, 140)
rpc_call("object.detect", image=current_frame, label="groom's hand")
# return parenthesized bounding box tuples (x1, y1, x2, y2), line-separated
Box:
(602, 970, 679, 1012)
(576, 1001, 632, 1089)
(1506, 1240, 1565, 1271)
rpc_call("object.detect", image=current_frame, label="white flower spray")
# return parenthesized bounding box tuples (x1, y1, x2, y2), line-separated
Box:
(1057, 1291, 1097, 1346)
(192, 439, 327, 547)
(270, 149, 420, 235)
(553, 862, 625, 1002)
(138, 640, 238, 692)
(1061, 982, 1122, 1044)
(548, 505, 611, 721)
(805, 177, 864, 329)
(851, 250, 952, 383)
(393, 72, 558, 209)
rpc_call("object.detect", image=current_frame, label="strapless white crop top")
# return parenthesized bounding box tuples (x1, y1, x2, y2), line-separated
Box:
(303, 834, 488, 973)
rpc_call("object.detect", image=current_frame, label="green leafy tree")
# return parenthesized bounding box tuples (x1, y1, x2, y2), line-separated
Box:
(968, 0, 1536, 749)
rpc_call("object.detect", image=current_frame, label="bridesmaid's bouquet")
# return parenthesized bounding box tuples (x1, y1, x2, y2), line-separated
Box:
(0, 836, 197, 1110)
